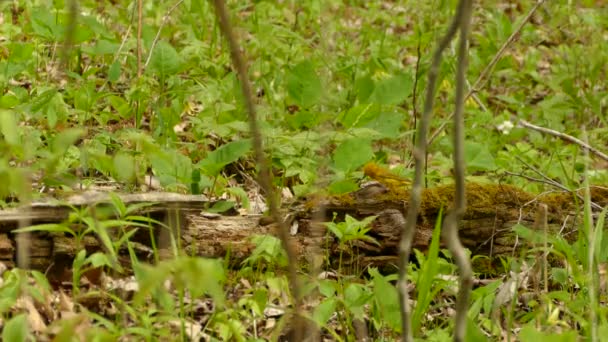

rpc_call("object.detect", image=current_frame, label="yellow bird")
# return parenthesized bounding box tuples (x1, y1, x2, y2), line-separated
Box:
(362, 162, 411, 191)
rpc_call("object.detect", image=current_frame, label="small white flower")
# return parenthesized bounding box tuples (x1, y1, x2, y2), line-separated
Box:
(497, 120, 514, 134)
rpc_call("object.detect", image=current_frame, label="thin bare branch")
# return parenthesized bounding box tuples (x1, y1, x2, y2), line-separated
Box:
(398, 1, 468, 340)
(137, 0, 143, 78)
(144, 0, 186, 69)
(428, 0, 546, 146)
(518, 119, 608, 163)
(442, 0, 474, 339)
(211, 1, 303, 340)
(513, 156, 603, 210)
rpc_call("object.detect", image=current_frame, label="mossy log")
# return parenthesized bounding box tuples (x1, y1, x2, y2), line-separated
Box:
(0, 184, 606, 281)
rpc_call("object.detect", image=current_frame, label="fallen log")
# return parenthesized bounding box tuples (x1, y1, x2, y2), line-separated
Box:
(0, 184, 606, 281)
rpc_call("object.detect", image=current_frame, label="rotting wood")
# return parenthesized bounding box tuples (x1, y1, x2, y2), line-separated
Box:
(0, 185, 606, 276)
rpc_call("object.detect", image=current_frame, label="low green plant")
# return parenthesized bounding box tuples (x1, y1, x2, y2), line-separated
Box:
(324, 214, 378, 272)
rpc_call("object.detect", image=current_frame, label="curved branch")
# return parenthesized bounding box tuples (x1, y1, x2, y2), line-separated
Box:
(397, 1, 468, 341)
(211, 1, 304, 340)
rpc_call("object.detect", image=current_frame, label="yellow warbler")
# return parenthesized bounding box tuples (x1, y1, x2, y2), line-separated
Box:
(363, 162, 411, 190)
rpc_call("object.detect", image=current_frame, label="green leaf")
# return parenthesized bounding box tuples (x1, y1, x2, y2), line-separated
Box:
(199, 139, 251, 177)
(107, 95, 130, 118)
(226, 186, 250, 209)
(343, 283, 371, 319)
(8, 43, 34, 63)
(286, 60, 322, 108)
(413, 209, 444, 333)
(174, 257, 226, 306)
(30, 8, 63, 41)
(465, 141, 497, 171)
(108, 60, 121, 83)
(94, 40, 120, 55)
(251, 288, 269, 316)
(355, 74, 375, 103)
(466, 318, 489, 342)
(371, 72, 413, 105)
(148, 149, 193, 187)
(370, 269, 401, 332)
(13, 223, 75, 236)
(332, 138, 373, 172)
(149, 41, 181, 77)
(313, 297, 338, 327)
(519, 325, 577, 342)
(31, 89, 58, 113)
(338, 103, 378, 129)
(2, 313, 27, 342)
(365, 111, 403, 139)
(0, 110, 19, 145)
(51, 128, 85, 153)
(0, 94, 20, 108)
(87, 252, 113, 268)
(113, 152, 136, 183)
(328, 179, 359, 195)
(207, 200, 235, 213)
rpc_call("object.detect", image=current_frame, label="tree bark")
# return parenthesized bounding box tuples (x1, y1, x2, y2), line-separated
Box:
(0, 184, 606, 280)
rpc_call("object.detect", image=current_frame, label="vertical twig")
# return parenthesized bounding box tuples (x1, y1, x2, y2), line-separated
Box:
(442, 0, 474, 340)
(211, 1, 304, 340)
(137, 0, 143, 78)
(144, 0, 185, 69)
(60, 0, 78, 71)
(135, 0, 144, 128)
(409, 33, 422, 166)
(582, 128, 598, 342)
(397, 1, 467, 340)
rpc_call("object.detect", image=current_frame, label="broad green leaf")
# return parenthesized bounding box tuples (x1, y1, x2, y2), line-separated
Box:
(371, 72, 413, 105)
(226, 186, 250, 209)
(199, 139, 251, 176)
(93, 40, 120, 55)
(328, 179, 359, 195)
(286, 60, 322, 108)
(148, 149, 193, 186)
(343, 283, 371, 319)
(207, 200, 235, 213)
(51, 128, 85, 153)
(0, 94, 20, 108)
(8, 43, 34, 63)
(519, 325, 577, 342)
(251, 288, 269, 316)
(0, 110, 19, 145)
(370, 269, 401, 332)
(107, 95, 130, 118)
(355, 74, 375, 103)
(338, 103, 378, 129)
(332, 138, 373, 172)
(31, 89, 58, 113)
(466, 318, 489, 342)
(313, 297, 338, 327)
(175, 257, 226, 305)
(108, 61, 121, 83)
(2, 314, 27, 342)
(149, 41, 181, 77)
(365, 111, 403, 139)
(318, 279, 337, 298)
(465, 141, 497, 171)
(31, 8, 63, 41)
(113, 152, 136, 183)
(87, 252, 113, 268)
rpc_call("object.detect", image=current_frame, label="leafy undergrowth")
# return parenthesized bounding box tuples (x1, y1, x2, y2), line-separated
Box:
(0, 0, 607, 341)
